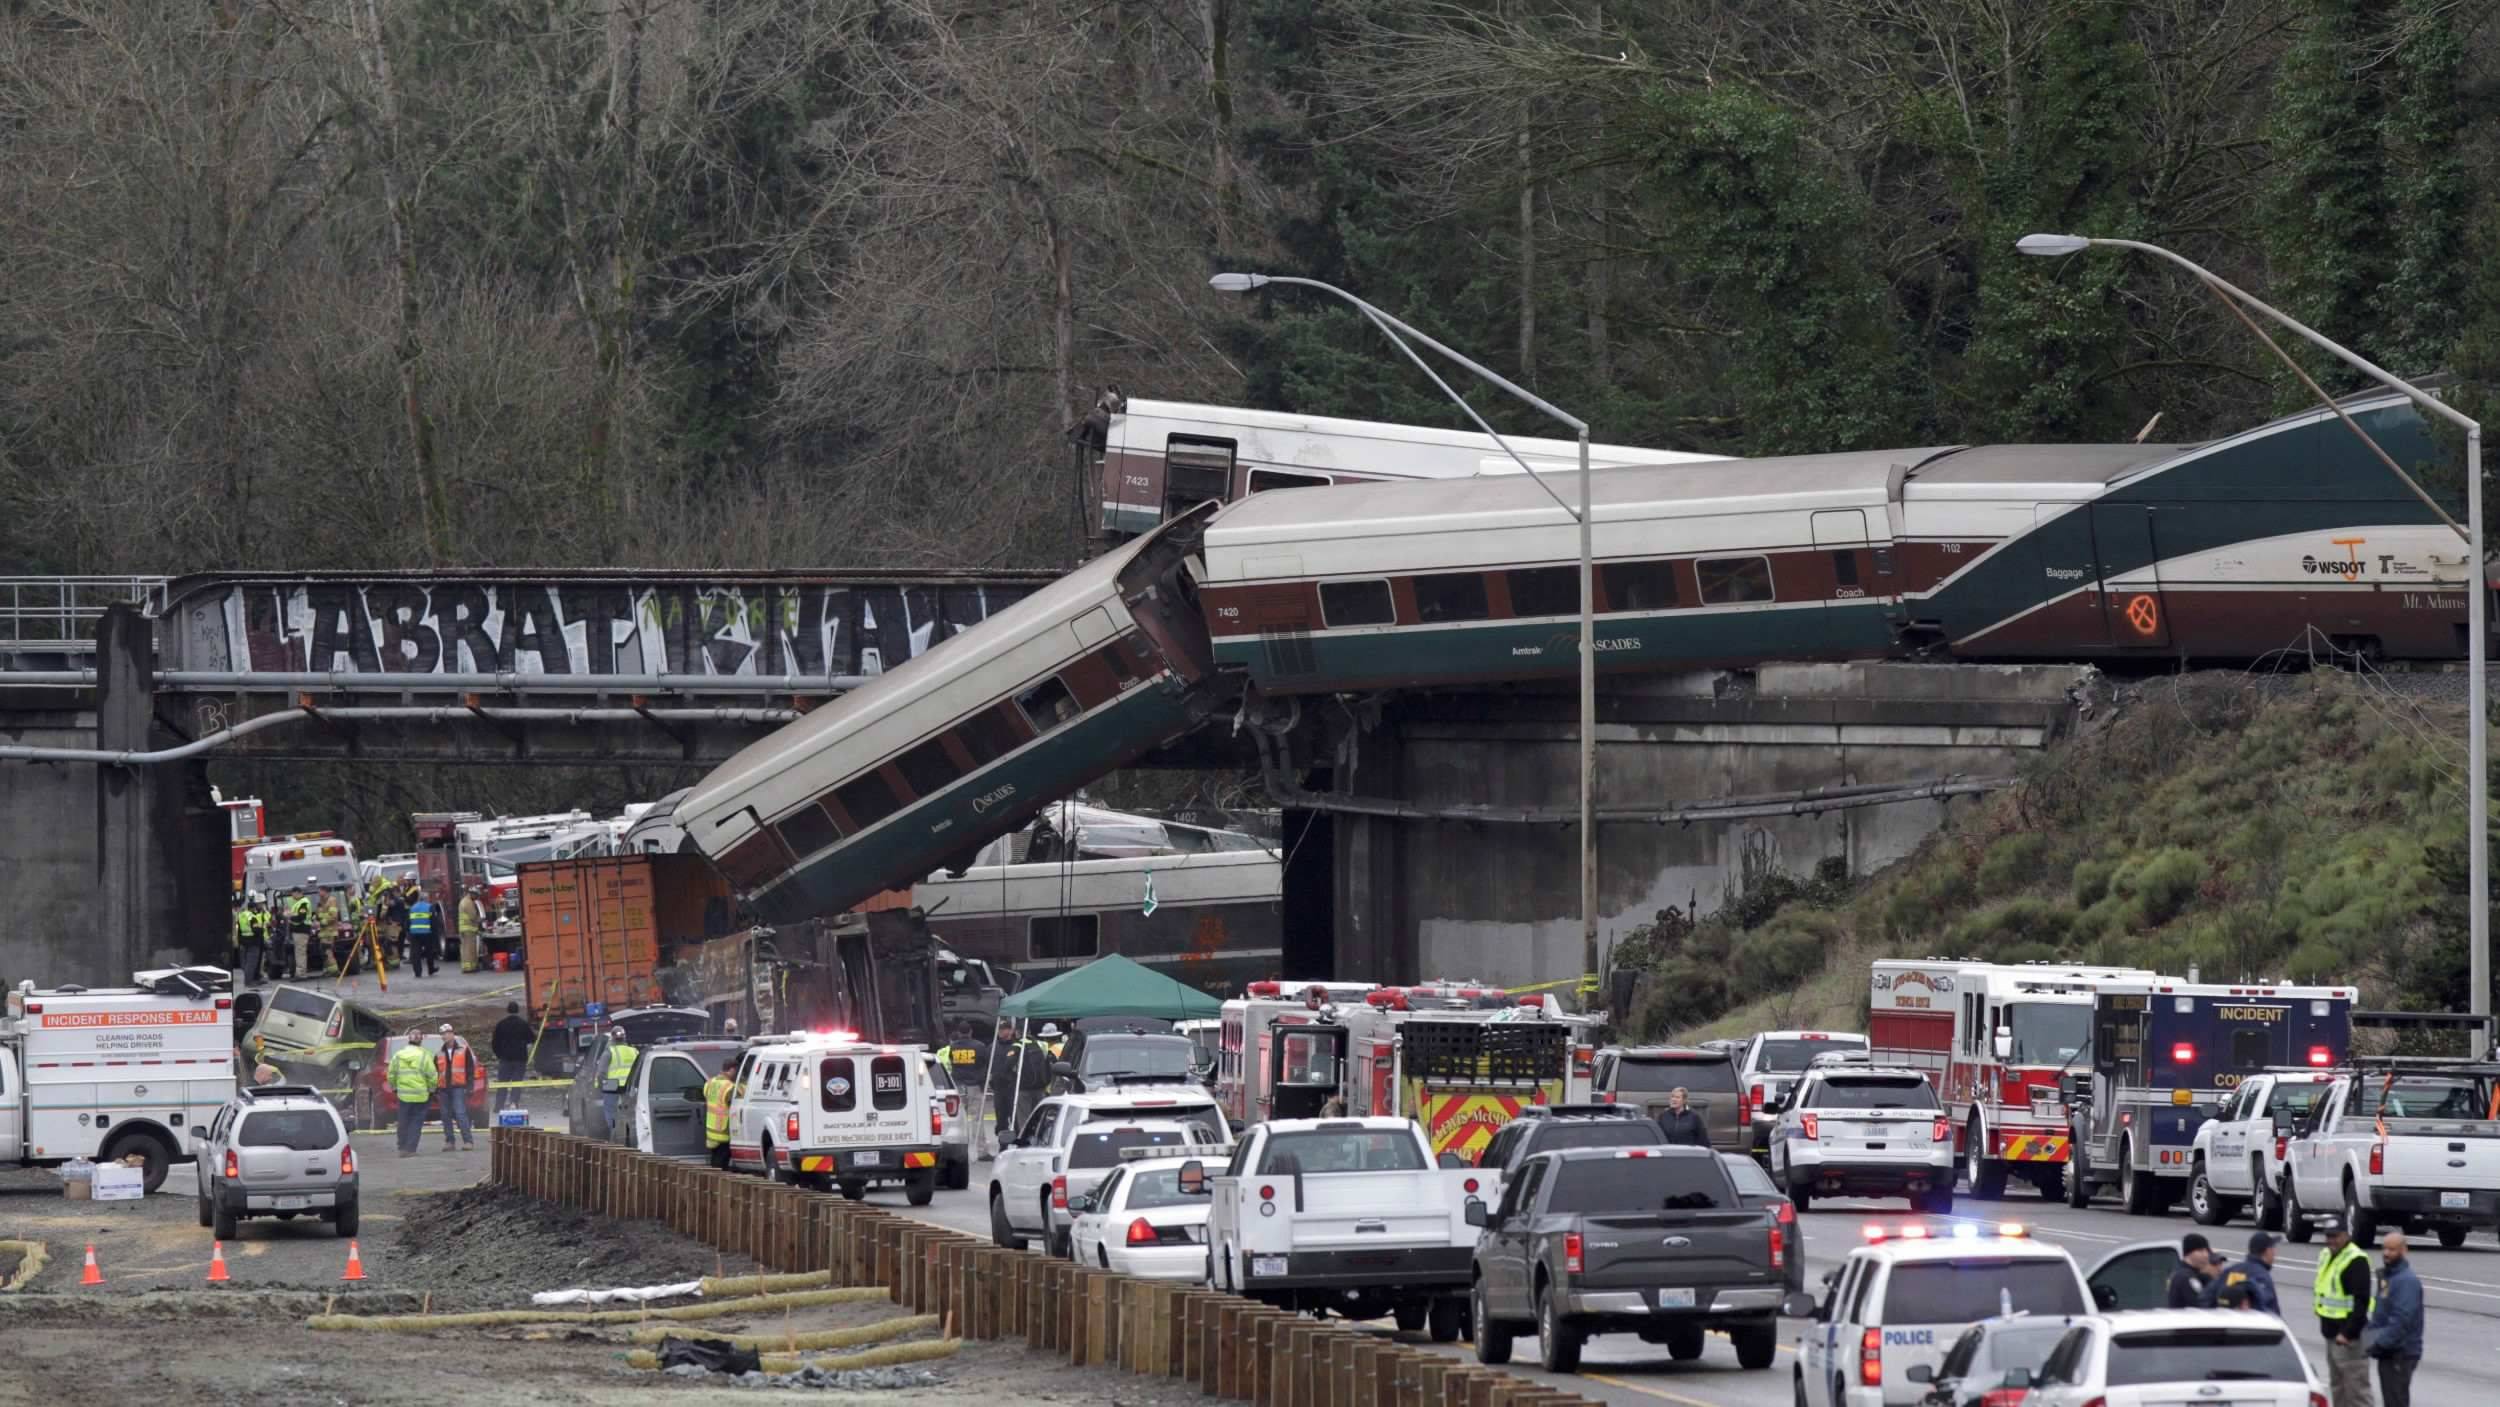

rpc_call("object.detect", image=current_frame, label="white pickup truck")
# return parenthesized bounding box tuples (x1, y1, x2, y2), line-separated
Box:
(2282, 1060, 2500, 1249)
(1193, 1116, 1484, 1339)
(2188, 1069, 2340, 1229)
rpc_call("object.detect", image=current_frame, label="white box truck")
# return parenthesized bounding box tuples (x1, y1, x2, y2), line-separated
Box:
(1, 968, 239, 1192)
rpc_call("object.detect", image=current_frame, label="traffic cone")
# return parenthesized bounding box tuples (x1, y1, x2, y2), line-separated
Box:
(206, 1241, 231, 1283)
(340, 1239, 366, 1282)
(79, 1244, 104, 1286)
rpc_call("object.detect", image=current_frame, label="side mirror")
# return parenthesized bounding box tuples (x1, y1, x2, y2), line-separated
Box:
(1437, 1150, 1466, 1169)
(190, 1126, 209, 1141)
(1068, 1194, 1094, 1214)
(1051, 1061, 1074, 1077)
(1177, 1159, 1205, 1196)
(1991, 1027, 2013, 1061)
(1779, 1291, 1818, 1318)
(1463, 1197, 1489, 1228)
(2093, 1282, 2119, 1311)
(1905, 1364, 1934, 1385)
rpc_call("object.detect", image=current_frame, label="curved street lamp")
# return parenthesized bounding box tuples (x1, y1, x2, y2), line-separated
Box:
(1211, 273, 1601, 993)
(2020, 233, 2488, 1052)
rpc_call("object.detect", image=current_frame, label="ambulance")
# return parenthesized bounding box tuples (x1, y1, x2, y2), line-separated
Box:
(2, 968, 239, 1192)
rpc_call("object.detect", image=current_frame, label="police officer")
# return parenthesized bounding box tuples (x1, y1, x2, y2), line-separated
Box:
(234, 894, 269, 987)
(2313, 1213, 2376, 1407)
(987, 1020, 1045, 1152)
(388, 1027, 440, 1158)
(406, 886, 442, 977)
(600, 1025, 638, 1133)
(2366, 1231, 2424, 1407)
(702, 1055, 737, 1169)
(2207, 1230, 2281, 1313)
(2167, 1232, 2219, 1308)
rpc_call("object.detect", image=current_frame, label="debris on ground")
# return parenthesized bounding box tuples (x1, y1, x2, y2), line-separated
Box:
(657, 1335, 763, 1374)
(661, 1363, 946, 1391)
(388, 1182, 758, 1306)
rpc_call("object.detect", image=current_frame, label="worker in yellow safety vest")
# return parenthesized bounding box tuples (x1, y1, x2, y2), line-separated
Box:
(233, 895, 270, 988)
(703, 1056, 738, 1169)
(388, 1027, 441, 1158)
(600, 1027, 638, 1133)
(2313, 1214, 2375, 1407)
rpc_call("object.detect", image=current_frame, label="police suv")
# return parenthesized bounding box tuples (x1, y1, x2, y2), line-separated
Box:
(1793, 1222, 2178, 1407)
(725, 1032, 945, 1203)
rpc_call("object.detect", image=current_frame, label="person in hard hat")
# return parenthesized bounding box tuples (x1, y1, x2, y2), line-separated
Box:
(600, 1025, 638, 1134)
(434, 1022, 483, 1151)
(380, 880, 411, 967)
(388, 1026, 440, 1158)
(284, 886, 316, 979)
(308, 887, 341, 977)
(405, 885, 441, 978)
(702, 1054, 738, 1169)
(457, 884, 488, 974)
(1038, 1022, 1065, 1060)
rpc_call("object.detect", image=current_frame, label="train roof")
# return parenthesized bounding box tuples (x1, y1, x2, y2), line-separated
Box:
(1900, 442, 2194, 488)
(675, 528, 1160, 841)
(1115, 397, 1728, 477)
(1201, 446, 1960, 550)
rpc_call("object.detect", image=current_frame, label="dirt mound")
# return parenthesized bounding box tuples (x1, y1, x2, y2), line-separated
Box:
(389, 1183, 758, 1308)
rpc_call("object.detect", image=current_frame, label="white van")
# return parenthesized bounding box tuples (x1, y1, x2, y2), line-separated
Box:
(726, 1035, 944, 1205)
(243, 837, 359, 899)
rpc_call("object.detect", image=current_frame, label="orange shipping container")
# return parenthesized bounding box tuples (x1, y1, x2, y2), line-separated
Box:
(521, 854, 729, 1021)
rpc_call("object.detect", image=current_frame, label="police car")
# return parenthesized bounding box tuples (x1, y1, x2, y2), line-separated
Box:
(1794, 1222, 2178, 1406)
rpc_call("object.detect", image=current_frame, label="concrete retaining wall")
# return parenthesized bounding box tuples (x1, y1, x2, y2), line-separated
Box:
(490, 1128, 1600, 1407)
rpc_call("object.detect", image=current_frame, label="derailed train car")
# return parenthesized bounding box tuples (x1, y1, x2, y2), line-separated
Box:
(674, 503, 1224, 925)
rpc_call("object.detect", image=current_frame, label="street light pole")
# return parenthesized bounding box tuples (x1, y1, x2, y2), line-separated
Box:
(1210, 273, 1601, 992)
(2018, 234, 2488, 1054)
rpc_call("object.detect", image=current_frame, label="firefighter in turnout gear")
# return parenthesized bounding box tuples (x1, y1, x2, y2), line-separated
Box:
(457, 885, 487, 973)
(703, 1055, 737, 1170)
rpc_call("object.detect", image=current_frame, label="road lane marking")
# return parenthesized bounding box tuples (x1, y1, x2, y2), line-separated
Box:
(1582, 1372, 1743, 1407)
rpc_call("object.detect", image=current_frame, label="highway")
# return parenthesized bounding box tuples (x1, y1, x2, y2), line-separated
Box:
(886, 1175, 2500, 1406)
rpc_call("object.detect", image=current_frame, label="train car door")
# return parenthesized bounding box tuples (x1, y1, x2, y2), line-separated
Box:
(1811, 510, 1872, 601)
(2089, 505, 2171, 647)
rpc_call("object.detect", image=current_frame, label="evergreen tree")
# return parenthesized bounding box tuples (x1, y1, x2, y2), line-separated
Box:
(2263, 0, 2397, 392)
(2378, 0, 2468, 379)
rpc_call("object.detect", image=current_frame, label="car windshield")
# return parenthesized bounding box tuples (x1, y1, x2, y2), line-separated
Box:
(1719, 1155, 1780, 1198)
(267, 987, 336, 1020)
(1070, 1128, 1196, 1168)
(2006, 1004, 2091, 1065)
(1525, 1122, 1665, 1159)
(1546, 1156, 1734, 1212)
(2375, 1074, 2499, 1122)
(619, 1012, 708, 1044)
(2103, 1327, 2308, 1385)
(2265, 1083, 2330, 1119)
(1121, 1168, 1202, 1210)
(1079, 1036, 1197, 1081)
(1809, 1077, 1939, 1111)
(1258, 1130, 1426, 1174)
(1755, 1037, 1867, 1071)
(238, 1109, 341, 1151)
(1616, 1057, 1735, 1094)
(1977, 1322, 2071, 1373)
(1082, 1104, 1220, 1141)
(1882, 1260, 2086, 1323)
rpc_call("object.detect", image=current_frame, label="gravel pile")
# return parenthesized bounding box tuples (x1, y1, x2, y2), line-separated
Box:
(389, 1182, 758, 1307)
(662, 1364, 946, 1390)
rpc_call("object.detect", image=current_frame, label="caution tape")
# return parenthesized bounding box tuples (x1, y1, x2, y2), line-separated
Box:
(374, 983, 522, 1018)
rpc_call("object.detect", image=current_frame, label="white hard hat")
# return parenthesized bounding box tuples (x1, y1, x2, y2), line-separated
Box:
(1038, 1023, 1061, 1038)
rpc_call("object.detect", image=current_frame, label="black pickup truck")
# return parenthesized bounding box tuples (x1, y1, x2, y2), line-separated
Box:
(1465, 1145, 1793, 1374)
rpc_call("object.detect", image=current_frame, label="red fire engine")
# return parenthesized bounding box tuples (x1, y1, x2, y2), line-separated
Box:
(1870, 959, 2156, 1200)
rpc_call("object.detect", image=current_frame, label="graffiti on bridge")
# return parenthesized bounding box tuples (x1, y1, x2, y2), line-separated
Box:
(164, 579, 1036, 680)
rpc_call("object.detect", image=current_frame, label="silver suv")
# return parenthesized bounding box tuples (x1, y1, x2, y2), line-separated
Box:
(192, 1084, 358, 1239)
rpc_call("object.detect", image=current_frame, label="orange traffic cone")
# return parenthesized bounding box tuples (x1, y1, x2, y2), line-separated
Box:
(79, 1243, 104, 1286)
(207, 1241, 231, 1283)
(340, 1240, 366, 1282)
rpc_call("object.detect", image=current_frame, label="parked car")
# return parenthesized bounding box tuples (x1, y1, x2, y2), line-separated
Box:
(2019, 1309, 2324, 1407)
(2187, 1068, 2338, 1228)
(992, 1085, 1229, 1254)
(1056, 1032, 1202, 1092)
(1912, 1313, 2090, 1407)
(725, 1035, 946, 1202)
(1467, 1145, 1786, 1373)
(1767, 1063, 1955, 1212)
(1591, 1045, 1744, 1152)
(1067, 1152, 1220, 1278)
(1049, 1121, 1215, 1258)
(562, 1007, 712, 1142)
(1735, 1029, 1870, 1152)
(920, 1049, 972, 1190)
(592, 1037, 743, 1158)
(2283, 1057, 2500, 1247)
(371, 1032, 492, 1128)
(1718, 1152, 1804, 1295)
(191, 1083, 357, 1239)
(249, 983, 388, 1066)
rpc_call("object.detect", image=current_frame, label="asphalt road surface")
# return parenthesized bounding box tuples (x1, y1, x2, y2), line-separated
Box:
(880, 1172, 2500, 1407)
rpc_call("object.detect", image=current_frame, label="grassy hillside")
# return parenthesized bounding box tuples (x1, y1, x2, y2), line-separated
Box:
(1617, 671, 2483, 1041)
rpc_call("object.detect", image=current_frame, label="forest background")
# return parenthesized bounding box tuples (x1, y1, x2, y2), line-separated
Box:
(3, 0, 2493, 834)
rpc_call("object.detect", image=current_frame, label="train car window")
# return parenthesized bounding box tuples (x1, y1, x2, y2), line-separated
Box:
(1030, 914, 1101, 961)
(1411, 573, 1490, 623)
(1249, 469, 1330, 493)
(775, 802, 841, 859)
(1097, 643, 1140, 689)
(834, 772, 904, 831)
(1507, 566, 1580, 618)
(1318, 580, 1395, 627)
(1014, 676, 1082, 732)
(1831, 550, 1860, 587)
(1601, 560, 1681, 612)
(715, 830, 795, 889)
(954, 707, 1025, 766)
(1696, 556, 1774, 604)
(894, 740, 959, 800)
(1166, 437, 1235, 515)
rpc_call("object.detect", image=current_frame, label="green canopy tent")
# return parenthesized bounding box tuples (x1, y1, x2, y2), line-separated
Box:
(995, 952, 1223, 1022)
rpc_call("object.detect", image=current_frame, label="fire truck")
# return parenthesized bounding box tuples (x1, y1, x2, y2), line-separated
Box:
(1870, 959, 2156, 1201)
(1213, 980, 1380, 1126)
(1338, 988, 1594, 1163)
(215, 791, 267, 896)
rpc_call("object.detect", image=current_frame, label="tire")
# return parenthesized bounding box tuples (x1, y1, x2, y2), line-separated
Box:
(197, 1192, 213, 1229)
(2120, 1140, 2160, 1216)
(335, 1200, 359, 1238)
(1966, 1120, 2008, 1200)
(944, 1159, 970, 1192)
(1920, 1185, 1955, 1216)
(837, 1180, 866, 1202)
(1045, 1204, 1071, 1260)
(1471, 1280, 1513, 1366)
(1787, 1171, 1814, 1212)
(1394, 1303, 1427, 1334)
(2255, 1167, 2286, 1232)
(1426, 1295, 1464, 1343)
(2343, 1181, 2375, 1244)
(1099, 1247, 1112, 1269)
(1664, 1323, 1706, 1360)
(2066, 1135, 2092, 1209)
(905, 1176, 936, 1207)
(2033, 1166, 2067, 1201)
(101, 1130, 173, 1194)
(2283, 1180, 2314, 1243)
(989, 1189, 1027, 1251)
(1793, 1372, 1810, 1407)
(2437, 1224, 2469, 1250)
(213, 1199, 239, 1241)
(2189, 1160, 2241, 1226)
(1534, 1282, 1582, 1374)
(1731, 1320, 1779, 1371)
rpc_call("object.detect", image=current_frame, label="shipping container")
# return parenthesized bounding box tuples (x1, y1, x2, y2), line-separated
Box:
(520, 854, 734, 1068)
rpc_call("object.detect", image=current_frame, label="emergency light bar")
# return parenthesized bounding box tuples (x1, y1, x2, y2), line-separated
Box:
(1861, 1221, 2026, 1243)
(1120, 1143, 1233, 1160)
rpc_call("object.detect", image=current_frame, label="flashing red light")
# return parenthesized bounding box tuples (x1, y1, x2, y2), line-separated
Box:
(223, 1149, 239, 1179)
(1803, 1033, 1829, 1041)
(1861, 1223, 1887, 1242)
(2170, 1042, 2197, 1064)
(2307, 1046, 2334, 1066)
(1931, 1117, 1951, 1143)
(340, 1146, 355, 1176)
(1860, 1327, 1882, 1387)
(1563, 1232, 1583, 1275)
(1801, 1113, 1820, 1140)
(1246, 981, 1281, 997)
(1051, 1174, 1068, 1210)
(1126, 1218, 1159, 1246)
(1517, 996, 1541, 1008)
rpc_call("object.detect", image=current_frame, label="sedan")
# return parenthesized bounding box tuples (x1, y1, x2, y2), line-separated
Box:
(1066, 1156, 1212, 1278)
